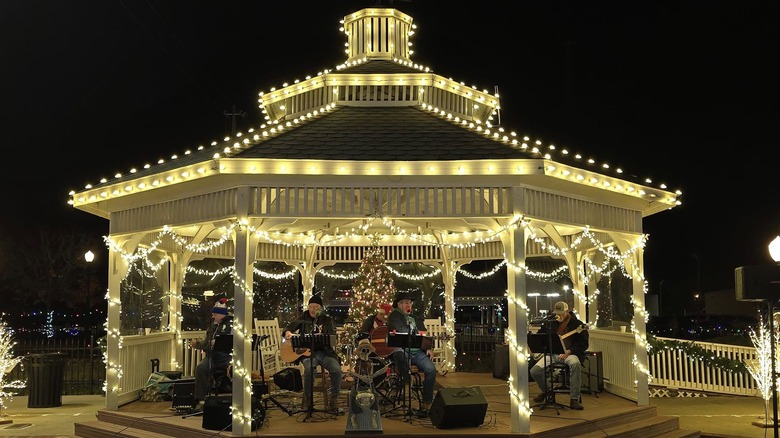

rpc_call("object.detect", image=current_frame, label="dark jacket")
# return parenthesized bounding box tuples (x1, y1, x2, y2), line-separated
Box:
(386, 308, 428, 352)
(358, 313, 385, 341)
(195, 315, 233, 367)
(539, 310, 589, 363)
(386, 308, 428, 334)
(283, 310, 341, 364)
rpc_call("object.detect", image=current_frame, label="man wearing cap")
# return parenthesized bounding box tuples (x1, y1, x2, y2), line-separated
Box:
(385, 291, 437, 415)
(530, 301, 589, 410)
(192, 297, 233, 410)
(283, 295, 343, 412)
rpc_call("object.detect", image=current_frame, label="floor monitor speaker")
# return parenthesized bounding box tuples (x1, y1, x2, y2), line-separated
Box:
(429, 387, 487, 429)
(202, 395, 262, 431)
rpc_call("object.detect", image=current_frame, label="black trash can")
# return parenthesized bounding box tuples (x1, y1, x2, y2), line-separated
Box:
(26, 353, 65, 408)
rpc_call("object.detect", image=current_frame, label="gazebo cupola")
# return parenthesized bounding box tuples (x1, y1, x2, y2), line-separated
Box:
(343, 8, 415, 63)
(260, 7, 498, 129)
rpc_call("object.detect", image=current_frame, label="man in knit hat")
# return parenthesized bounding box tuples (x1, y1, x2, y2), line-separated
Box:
(192, 297, 233, 411)
(283, 295, 343, 413)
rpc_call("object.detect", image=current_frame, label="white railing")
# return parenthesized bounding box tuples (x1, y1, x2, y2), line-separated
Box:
(180, 330, 207, 378)
(589, 330, 759, 399)
(117, 332, 177, 406)
(648, 336, 758, 396)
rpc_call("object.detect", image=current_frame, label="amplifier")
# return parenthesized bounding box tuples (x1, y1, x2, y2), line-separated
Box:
(581, 351, 604, 394)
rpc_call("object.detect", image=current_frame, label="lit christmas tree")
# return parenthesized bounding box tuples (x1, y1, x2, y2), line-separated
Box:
(0, 318, 25, 416)
(746, 310, 780, 425)
(342, 241, 396, 347)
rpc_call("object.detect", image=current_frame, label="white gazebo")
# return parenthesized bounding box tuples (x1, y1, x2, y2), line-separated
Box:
(70, 5, 679, 435)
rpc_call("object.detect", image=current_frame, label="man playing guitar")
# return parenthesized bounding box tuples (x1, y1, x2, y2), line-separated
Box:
(358, 302, 393, 342)
(282, 295, 343, 412)
(529, 301, 589, 410)
(385, 291, 437, 415)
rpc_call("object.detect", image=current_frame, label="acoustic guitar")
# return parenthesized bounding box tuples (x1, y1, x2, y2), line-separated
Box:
(369, 325, 453, 357)
(280, 336, 312, 363)
(560, 324, 588, 350)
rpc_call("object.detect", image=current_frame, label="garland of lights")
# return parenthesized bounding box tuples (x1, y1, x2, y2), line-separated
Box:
(646, 334, 749, 375)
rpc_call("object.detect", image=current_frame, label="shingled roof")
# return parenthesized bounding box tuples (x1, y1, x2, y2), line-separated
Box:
(235, 106, 531, 161)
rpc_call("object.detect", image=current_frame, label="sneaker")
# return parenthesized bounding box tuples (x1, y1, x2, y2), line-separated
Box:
(533, 392, 547, 403)
(570, 398, 583, 410)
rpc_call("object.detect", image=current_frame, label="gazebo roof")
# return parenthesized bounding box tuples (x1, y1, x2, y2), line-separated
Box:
(236, 106, 531, 161)
(70, 6, 680, 240)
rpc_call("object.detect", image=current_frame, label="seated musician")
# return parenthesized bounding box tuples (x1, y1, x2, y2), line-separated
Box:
(192, 297, 233, 411)
(530, 301, 589, 410)
(385, 291, 437, 414)
(357, 302, 393, 343)
(282, 295, 343, 412)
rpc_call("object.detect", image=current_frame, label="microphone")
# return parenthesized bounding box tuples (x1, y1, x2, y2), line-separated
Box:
(259, 334, 270, 341)
(544, 313, 558, 321)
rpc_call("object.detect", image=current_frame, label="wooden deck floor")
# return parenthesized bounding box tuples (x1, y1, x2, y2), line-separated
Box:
(89, 372, 653, 438)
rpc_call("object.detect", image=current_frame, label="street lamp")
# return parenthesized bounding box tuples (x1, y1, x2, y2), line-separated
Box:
(770, 236, 780, 263)
(767, 237, 780, 437)
(83, 250, 96, 393)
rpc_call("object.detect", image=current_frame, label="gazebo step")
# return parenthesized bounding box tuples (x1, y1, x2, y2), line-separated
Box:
(75, 420, 173, 438)
(574, 414, 684, 438)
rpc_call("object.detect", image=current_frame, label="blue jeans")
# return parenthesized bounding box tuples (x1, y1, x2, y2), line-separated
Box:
(530, 354, 583, 400)
(392, 349, 437, 403)
(302, 350, 342, 402)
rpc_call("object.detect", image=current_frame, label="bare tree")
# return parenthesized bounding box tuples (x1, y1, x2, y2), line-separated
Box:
(0, 227, 102, 312)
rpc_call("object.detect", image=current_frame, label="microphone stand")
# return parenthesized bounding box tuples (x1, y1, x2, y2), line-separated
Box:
(256, 334, 293, 416)
(533, 317, 568, 414)
(293, 321, 334, 422)
(402, 330, 416, 422)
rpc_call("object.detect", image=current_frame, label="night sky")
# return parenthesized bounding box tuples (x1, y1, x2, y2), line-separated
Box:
(1, 1, 776, 310)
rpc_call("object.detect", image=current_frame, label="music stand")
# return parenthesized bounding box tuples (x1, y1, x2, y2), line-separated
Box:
(386, 332, 425, 421)
(291, 333, 338, 421)
(528, 331, 568, 413)
(213, 334, 233, 354)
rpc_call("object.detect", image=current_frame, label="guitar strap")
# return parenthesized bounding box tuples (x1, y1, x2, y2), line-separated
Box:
(556, 314, 571, 335)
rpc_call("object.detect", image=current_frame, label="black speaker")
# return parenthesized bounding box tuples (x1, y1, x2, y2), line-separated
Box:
(171, 379, 195, 413)
(429, 387, 488, 429)
(735, 265, 780, 301)
(493, 343, 509, 380)
(581, 351, 604, 394)
(252, 380, 269, 398)
(202, 395, 263, 431)
(273, 367, 302, 391)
